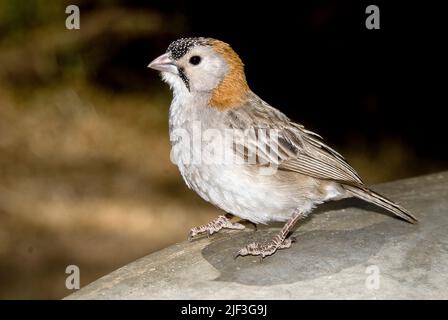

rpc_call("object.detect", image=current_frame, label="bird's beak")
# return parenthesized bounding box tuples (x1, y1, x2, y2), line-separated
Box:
(147, 53, 178, 74)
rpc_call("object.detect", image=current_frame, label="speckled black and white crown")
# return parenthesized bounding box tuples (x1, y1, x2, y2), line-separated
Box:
(167, 37, 210, 60)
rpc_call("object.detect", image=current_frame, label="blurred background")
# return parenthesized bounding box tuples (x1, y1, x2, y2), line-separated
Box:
(0, 0, 446, 298)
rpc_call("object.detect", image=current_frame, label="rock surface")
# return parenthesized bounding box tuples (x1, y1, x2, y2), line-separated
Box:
(66, 172, 448, 299)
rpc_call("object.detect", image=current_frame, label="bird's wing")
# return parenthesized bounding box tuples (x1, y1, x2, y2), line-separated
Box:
(226, 93, 363, 185)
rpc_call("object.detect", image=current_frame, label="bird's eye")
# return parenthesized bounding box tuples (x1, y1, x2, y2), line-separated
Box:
(189, 55, 201, 65)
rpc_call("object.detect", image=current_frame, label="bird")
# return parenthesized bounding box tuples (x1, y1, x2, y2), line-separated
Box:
(148, 37, 417, 258)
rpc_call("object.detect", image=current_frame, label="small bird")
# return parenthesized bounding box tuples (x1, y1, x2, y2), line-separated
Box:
(148, 37, 417, 258)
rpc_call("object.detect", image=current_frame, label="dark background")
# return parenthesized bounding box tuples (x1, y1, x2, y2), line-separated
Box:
(0, 0, 446, 299)
(96, 0, 447, 176)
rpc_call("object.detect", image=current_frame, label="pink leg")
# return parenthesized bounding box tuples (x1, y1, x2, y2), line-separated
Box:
(235, 209, 306, 259)
(188, 214, 245, 240)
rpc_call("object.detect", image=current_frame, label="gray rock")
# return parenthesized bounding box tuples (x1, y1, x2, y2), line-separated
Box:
(66, 172, 448, 299)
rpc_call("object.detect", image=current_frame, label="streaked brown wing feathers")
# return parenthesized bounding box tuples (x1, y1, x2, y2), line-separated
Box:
(227, 93, 363, 185)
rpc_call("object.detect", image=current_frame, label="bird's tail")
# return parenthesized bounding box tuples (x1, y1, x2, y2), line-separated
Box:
(343, 184, 417, 224)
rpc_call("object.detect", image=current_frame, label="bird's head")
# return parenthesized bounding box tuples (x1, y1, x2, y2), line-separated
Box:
(148, 37, 249, 109)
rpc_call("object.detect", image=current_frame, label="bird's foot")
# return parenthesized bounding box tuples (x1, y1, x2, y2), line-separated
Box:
(235, 235, 296, 259)
(188, 215, 245, 240)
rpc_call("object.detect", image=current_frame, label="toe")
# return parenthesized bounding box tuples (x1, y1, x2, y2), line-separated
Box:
(230, 223, 246, 230)
(234, 248, 246, 259)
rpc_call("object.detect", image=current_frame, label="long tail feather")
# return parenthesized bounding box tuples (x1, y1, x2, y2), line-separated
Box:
(343, 185, 418, 224)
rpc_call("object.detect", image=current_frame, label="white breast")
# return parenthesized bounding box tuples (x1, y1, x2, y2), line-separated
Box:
(168, 98, 318, 224)
(162, 71, 344, 224)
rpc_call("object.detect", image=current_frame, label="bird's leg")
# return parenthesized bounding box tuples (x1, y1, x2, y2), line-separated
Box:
(235, 209, 306, 259)
(188, 213, 245, 240)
